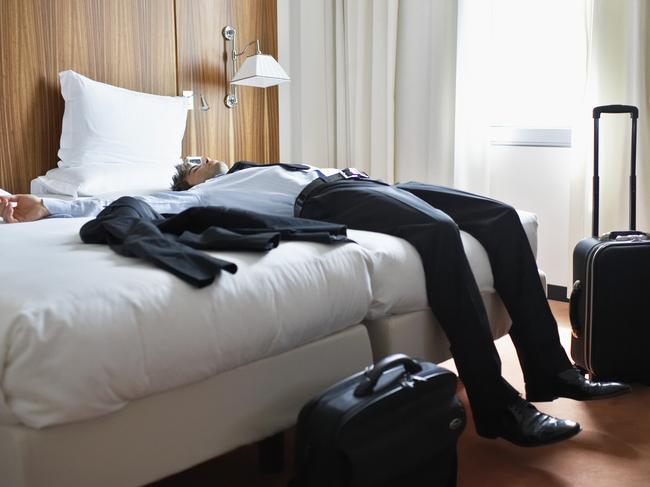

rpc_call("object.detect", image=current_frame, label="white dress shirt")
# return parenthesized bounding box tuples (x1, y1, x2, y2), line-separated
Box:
(43, 165, 339, 219)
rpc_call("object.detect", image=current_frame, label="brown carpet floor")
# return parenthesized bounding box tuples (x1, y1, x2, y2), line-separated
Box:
(449, 300, 650, 487)
(152, 301, 650, 486)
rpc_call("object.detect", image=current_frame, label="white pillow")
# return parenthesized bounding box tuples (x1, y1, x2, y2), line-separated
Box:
(37, 164, 177, 197)
(58, 70, 188, 168)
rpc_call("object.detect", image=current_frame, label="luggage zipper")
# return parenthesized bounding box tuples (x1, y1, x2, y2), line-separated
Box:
(584, 239, 644, 373)
(584, 244, 599, 373)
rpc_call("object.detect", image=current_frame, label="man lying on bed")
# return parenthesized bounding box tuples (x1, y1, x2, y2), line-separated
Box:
(0, 158, 630, 449)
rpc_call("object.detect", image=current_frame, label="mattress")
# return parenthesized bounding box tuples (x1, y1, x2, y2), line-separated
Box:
(0, 218, 374, 428)
(355, 209, 538, 319)
(0, 190, 538, 429)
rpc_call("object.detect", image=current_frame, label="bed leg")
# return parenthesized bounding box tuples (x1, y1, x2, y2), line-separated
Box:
(258, 431, 285, 473)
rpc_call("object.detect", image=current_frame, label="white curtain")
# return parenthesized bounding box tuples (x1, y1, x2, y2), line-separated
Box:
(279, 0, 649, 228)
(333, 0, 399, 182)
(569, 0, 650, 253)
(278, 0, 398, 180)
(278, 0, 458, 184)
(395, 1, 458, 185)
(453, 0, 491, 194)
(278, 0, 335, 167)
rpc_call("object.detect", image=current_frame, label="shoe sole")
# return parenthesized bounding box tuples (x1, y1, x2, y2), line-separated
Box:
(507, 425, 582, 447)
(478, 425, 582, 447)
(526, 387, 631, 403)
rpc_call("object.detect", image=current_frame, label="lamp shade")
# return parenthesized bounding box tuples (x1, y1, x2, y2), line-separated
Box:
(231, 54, 290, 88)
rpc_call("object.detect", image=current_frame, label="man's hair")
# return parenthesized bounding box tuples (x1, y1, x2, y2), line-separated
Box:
(171, 162, 193, 191)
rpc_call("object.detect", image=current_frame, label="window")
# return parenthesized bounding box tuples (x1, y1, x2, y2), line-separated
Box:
(487, 0, 586, 147)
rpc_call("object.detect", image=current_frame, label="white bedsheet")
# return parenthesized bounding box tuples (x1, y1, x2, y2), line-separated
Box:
(0, 218, 374, 428)
(0, 201, 538, 429)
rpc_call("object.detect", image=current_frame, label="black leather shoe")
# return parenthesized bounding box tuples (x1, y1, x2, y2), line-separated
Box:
(477, 397, 581, 447)
(526, 367, 631, 402)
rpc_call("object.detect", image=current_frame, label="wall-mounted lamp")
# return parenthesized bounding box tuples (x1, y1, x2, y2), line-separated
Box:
(222, 25, 290, 108)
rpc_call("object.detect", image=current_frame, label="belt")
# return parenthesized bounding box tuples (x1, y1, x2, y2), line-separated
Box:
(293, 168, 370, 217)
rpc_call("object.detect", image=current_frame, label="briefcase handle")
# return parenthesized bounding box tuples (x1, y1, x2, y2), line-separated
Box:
(354, 353, 423, 397)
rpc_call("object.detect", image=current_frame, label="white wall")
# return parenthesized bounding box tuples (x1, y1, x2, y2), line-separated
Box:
(487, 146, 572, 294)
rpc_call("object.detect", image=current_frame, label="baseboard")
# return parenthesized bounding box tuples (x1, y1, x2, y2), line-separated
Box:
(547, 284, 568, 302)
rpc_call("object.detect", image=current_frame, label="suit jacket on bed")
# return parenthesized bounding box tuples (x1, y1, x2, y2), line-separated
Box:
(80, 196, 352, 288)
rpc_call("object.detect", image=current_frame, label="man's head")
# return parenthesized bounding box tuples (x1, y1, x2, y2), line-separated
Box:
(171, 158, 228, 191)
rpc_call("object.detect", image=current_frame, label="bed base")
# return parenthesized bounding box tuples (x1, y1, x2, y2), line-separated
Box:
(0, 325, 372, 487)
(364, 271, 546, 364)
(0, 272, 546, 487)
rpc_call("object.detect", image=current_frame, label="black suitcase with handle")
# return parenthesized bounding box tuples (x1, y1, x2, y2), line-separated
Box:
(570, 105, 650, 382)
(290, 354, 465, 487)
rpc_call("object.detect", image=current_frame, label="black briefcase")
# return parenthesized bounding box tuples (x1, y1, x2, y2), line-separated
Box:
(570, 105, 650, 383)
(290, 354, 465, 487)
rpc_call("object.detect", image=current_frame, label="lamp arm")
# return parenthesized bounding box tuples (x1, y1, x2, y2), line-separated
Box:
(222, 25, 267, 108)
(233, 40, 262, 59)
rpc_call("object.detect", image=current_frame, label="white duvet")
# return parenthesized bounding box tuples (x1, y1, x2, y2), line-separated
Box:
(0, 211, 538, 429)
(0, 218, 375, 428)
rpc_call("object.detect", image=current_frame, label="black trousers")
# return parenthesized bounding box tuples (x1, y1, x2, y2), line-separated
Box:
(298, 179, 572, 424)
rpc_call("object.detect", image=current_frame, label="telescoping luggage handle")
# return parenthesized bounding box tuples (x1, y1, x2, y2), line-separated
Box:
(592, 104, 639, 237)
(571, 105, 641, 339)
(354, 354, 423, 397)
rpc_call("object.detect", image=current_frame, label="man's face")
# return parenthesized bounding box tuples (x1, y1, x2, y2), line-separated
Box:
(185, 159, 227, 187)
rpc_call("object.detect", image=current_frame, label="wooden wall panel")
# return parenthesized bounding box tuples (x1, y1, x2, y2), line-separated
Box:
(176, 0, 279, 165)
(231, 0, 279, 164)
(0, 0, 177, 194)
(0, 0, 279, 194)
(175, 0, 232, 162)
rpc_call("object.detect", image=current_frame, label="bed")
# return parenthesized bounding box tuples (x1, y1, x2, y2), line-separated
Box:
(0, 185, 543, 486)
(0, 71, 546, 486)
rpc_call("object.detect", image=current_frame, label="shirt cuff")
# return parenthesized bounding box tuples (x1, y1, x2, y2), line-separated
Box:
(42, 198, 73, 217)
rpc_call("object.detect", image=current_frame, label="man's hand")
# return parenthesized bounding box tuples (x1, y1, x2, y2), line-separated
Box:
(0, 195, 50, 223)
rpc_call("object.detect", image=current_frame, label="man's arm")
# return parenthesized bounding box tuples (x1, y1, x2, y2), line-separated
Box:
(2, 188, 201, 224)
(0, 195, 111, 223)
(42, 198, 108, 218)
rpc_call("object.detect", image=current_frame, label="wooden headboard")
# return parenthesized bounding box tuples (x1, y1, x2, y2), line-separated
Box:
(0, 0, 278, 194)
